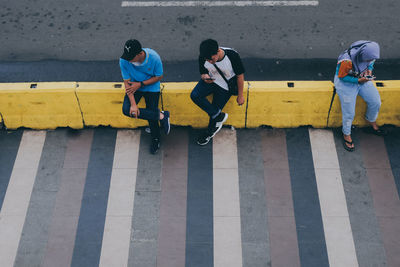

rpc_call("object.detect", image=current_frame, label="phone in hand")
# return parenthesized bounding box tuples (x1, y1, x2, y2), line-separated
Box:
(365, 75, 375, 80)
(204, 77, 214, 81)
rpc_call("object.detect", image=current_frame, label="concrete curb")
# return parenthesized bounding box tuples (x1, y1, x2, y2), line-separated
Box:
(0, 81, 399, 129)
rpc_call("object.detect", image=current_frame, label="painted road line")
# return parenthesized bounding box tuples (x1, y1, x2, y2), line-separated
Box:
(121, 1, 319, 7)
(286, 128, 329, 267)
(359, 132, 400, 267)
(128, 129, 163, 267)
(333, 129, 386, 267)
(185, 129, 213, 267)
(213, 129, 242, 267)
(42, 130, 93, 267)
(15, 130, 68, 267)
(0, 130, 46, 266)
(71, 128, 117, 267)
(99, 130, 140, 267)
(157, 128, 188, 267)
(384, 128, 400, 201)
(261, 129, 300, 267)
(309, 129, 358, 267)
(0, 130, 23, 211)
(237, 129, 270, 267)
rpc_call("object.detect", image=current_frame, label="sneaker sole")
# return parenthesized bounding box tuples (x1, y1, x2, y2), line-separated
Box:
(165, 117, 170, 135)
(210, 113, 228, 138)
(197, 137, 211, 146)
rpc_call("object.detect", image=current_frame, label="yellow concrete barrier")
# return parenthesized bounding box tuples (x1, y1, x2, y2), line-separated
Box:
(246, 81, 335, 128)
(375, 81, 400, 126)
(322, 80, 400, 128)
(1, 81, 399, 130)
(162, 82, 248, 128)
(0, 82, 83, 129)
(75, 82, 152, 128)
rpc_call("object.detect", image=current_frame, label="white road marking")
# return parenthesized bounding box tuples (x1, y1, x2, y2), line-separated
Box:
(121, 1, 319, 7)
(309, 129, 359, 267)
(99, 130, 140, 267)
(213, 129, 243, 267)
(0, 131, 46, 267)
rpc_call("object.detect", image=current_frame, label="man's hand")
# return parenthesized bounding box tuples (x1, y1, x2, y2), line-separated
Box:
(201, 74, 214, 84)
(126, 82, 141, 95)
(237, 95, 245, 106)
(365, 70, 373, 76)
(358, 77, 369, 83)
(129, 105, 140, 118)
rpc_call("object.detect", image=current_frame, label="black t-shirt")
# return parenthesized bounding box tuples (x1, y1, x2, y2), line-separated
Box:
(198, 47, 245, 90)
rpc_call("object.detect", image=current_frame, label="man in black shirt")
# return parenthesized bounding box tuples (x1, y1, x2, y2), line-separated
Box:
(190, 39, 245, 145)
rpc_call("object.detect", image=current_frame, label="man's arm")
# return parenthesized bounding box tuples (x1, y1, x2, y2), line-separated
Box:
(124, 79, 141, 118)
(141, 75, 163, 87)
(236, 74, 245, 105)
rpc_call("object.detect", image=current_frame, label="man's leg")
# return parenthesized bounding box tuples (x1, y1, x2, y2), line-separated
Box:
(190, 80, 220, 118)
(335, 81, 358, 150)
(142, 92, 161, 139)
(122, 93, 143, 117)
(359, 81, 381, 126)
(207, 86, 231, 135)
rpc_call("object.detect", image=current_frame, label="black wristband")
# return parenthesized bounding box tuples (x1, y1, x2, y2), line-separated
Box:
(140, 81, 145, 88)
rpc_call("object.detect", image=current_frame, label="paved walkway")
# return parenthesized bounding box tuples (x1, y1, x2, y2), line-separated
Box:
(0, 126, 400, 267)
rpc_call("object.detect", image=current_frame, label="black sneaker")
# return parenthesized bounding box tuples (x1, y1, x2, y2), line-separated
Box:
(197, 132, 212, 146)
(150, 138, 160, 154)
(160, 111, 170, 135)
(210, 112, 228, 137)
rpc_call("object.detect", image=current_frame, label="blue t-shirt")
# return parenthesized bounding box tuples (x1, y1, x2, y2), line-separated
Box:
(119, 48, 163, 92)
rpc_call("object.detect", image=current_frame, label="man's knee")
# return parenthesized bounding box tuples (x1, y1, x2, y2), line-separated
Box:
(369, 98, 381, 109)
(190, 89, 199, 102)
(122, 105, 130, 117)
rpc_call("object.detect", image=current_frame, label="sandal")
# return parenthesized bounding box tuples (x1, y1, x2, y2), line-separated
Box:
(369, 127, 387, 136)
(343, 138, 355, 152)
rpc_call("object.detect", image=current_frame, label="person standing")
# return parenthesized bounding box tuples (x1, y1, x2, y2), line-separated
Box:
(190, 39, 245, 145)
(334, 40, 385, 151)
(120, 39, 170, 154)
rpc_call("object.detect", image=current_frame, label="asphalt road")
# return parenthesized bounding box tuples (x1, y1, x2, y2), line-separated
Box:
(1, 0, 399, 81)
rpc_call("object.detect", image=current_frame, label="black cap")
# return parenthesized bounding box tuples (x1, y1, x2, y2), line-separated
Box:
(121, 39, 142, 61)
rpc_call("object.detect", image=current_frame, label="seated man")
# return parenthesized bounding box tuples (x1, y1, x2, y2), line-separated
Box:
(190, 39, 245, 145)
(120, 39, 170, 154)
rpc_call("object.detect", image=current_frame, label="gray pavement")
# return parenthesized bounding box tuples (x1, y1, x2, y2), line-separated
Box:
(1, 0, 399, 62)
(1, 126, 400, 266)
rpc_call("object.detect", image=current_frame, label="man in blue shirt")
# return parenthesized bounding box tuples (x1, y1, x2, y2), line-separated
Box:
(120, 39, 170, 154)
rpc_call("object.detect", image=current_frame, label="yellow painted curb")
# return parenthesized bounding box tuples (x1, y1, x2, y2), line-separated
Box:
(0, 82, 83, 129)
(0, 81, 399, 130)
(327, 80, 400, 127)
(162, 82, 248, 128)
(76, 82, 155, 128)
(246, 81, 400, 128)
(247, 81, 335, 128)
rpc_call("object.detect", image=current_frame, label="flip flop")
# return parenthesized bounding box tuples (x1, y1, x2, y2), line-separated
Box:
(343, 138, 355, 152)
(369, 127, 387, 136)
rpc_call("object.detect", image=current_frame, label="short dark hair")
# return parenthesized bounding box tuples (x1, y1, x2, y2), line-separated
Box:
(200, 39, 219, 60)
(121, 39, 143, 61)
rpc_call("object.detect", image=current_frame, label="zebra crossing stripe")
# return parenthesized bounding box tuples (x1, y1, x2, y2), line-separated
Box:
(0, 130, 46, 266)
(309, 129, 359, 267)
(99, 130, 140, 267)
(213, 129, 242, 267)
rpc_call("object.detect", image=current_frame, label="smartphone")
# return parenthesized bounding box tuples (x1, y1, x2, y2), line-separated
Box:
(365, 75, 375, 80)
(204, 77, 214, 81)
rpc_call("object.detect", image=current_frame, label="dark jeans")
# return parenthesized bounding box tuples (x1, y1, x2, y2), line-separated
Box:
(122, 91, 160, 139)
(190, 80, 232, 130)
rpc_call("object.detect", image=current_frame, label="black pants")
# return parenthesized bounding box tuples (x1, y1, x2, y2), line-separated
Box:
(122, 91, 160, 139)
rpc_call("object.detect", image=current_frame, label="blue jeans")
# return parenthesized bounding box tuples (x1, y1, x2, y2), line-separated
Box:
(334, 75, 381, 135)
(122, 91, 160, 139)
(190, 80, 232, 129)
